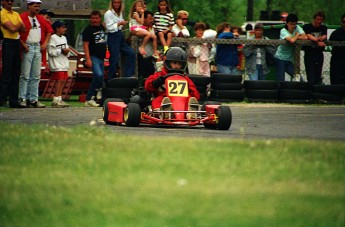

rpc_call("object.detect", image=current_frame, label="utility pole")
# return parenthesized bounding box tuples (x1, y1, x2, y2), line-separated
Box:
(247, 0, 254, 21)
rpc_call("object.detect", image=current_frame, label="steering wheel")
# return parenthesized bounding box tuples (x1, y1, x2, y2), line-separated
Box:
(162, 73, 185, 79)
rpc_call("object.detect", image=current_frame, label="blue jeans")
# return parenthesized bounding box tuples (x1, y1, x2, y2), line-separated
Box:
(107, 31, 135, 79)
(19, 43, 42, 101)
(249, 64, 265, 80)
(216, 64, 238, 74)
(86, 56, 104, 100)
(275, 58, 294, 81)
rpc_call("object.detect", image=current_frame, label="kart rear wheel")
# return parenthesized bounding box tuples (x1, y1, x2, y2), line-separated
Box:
(216, 106, 232, 130)
(103, 98, 123, 124)
(124, 103, 141, 127)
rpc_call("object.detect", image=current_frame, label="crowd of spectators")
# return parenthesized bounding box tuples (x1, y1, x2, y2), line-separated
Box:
(1, 0, 344, 109)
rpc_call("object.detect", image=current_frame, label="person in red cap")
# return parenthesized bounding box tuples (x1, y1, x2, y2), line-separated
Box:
(19, 0, 53, 108)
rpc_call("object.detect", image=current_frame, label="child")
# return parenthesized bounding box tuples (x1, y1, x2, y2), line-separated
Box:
(243, 23, 276, 80)
(275, 13, 307, 81)
(153, 0, 174, 53)
(48, 20, 70, 107)
(187, 22, 210, 76)
(129, 0, 159, 58)
(145, 47, 200, 118)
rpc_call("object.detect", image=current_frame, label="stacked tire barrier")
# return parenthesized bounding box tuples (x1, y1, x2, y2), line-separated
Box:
(244, 80, 279, 103)
(102, 77, 139, 105)
(187, 74, 211, 103)
(312, 85, 345, 104)
(209, 73, 244, 102)
(278, 81, 313, 104)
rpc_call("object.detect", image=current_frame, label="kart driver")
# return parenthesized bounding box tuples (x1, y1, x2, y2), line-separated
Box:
(145, 47, 200, 117)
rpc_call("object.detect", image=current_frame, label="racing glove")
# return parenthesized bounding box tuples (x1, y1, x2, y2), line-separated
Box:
(152, 76, 165, 88)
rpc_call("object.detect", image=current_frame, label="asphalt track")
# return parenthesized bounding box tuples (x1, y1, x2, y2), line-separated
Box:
(1, 104, 345, 141)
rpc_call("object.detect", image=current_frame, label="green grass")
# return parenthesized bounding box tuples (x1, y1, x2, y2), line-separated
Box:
(0, 122, 344, 226)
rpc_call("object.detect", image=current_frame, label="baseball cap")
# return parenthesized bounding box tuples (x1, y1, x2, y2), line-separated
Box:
(39, 9, 55, 17)
(27, 0, 42, 4)
(52, 20, 67, 30)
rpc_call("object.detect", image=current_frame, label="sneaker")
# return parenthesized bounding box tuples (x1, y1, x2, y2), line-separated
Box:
(186, 97, 199, 119)
(52, 101, 64, 108)
(28, 101, 46, 108)
(9, 100, 27, 108)
(85, 100, 100, 107)
(163, 46, 169, 54)
(160, 97, 172, 119)
(59, 100, 69, 107)
(95, 89, 102, 100)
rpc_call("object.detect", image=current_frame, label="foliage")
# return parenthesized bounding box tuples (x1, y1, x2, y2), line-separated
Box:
(90, 0, 344, 31)
(0, 122, 344, 226)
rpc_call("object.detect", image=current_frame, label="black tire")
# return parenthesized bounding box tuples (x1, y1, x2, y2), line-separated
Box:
(313, 85, 345, 95)
(196, 85, 208, 94)
(187, 74, 211, 86)
(313, 93, 344, 103)
(247, 98, 278, 103)
(124, 103, 141, 127)
(102, 98, 123, 124)
(102, 87, 133, 99)
(211, 82, 243, 90)
(216, 105, 232, 130)
(243, 80, 279, 90)
(279, 81, 312, 90)
(210, 89, 245, 100)
(245, 89, 279, 99)
(279, 89, 312, 100)
(107, 77, 139, 88)
(211, 73, 243, 83)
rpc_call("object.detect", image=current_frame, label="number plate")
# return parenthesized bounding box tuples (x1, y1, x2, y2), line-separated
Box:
(167, 80, 188, 97)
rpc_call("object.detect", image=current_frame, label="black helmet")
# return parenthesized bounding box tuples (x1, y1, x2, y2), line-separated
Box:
(164, 47, 187, 73)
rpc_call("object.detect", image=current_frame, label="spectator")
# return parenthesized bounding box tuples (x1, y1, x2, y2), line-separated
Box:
(188, 22, 210, 76)
(303, 11, 327, 85)
(38, 9, 54, 24)
(137, 10, 156, 79)
(215, 22, 239, 74)
(0, 0, 26, 108)
(171, 10, 190, 37)
(329, 14, 345, 84)
(274, 14, 307, 81)
(38, 8, 54, 67)
(145, 47, 200, 119)
(153, 0, 174, 53)
(104, 0, 135, 79)
(48, 20, 70, 107)
(129, 0, 159, 58)
(203, 23, 217, 38)
(83, 10, 107, 107)
(243, 23, 276, 80)
(19, 0, 53, 108)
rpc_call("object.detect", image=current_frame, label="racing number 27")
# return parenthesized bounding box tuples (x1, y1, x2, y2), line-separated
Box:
(167, 80, 188, 97)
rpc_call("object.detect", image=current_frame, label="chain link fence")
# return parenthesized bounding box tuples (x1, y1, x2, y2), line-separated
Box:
(133, 37, 345, 85)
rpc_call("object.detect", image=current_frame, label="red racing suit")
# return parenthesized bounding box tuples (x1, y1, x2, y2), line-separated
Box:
(145, 67, 200, 109)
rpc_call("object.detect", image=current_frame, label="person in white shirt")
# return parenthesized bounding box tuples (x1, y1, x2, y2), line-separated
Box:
(104, 0, 135, 79)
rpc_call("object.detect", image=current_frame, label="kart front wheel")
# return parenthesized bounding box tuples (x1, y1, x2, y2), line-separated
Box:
(216, 106, 232, 130)
(124, 103, 141, 127)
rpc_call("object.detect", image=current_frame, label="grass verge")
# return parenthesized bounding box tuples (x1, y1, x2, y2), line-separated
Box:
(0, 122, 344, 226)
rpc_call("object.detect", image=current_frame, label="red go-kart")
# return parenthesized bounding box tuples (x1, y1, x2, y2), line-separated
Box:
(103, 73, 232, 130)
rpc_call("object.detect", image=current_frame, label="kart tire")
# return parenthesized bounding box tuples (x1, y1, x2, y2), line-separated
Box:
(204, 122, 217, 129)
(124, 103, 141, 127)
(106, 77, 139, 88)
(312, 85, 345, 95)
(103, 98, 123, 124)
(279, 89, 312, 100)
(245, 89, 279, 99)
(211, 73, 243, 83)
(216, 105, 232, 130)
(243, 80, 279, 90)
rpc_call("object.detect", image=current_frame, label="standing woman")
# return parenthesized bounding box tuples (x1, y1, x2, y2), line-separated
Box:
(104, 0, 135, 79)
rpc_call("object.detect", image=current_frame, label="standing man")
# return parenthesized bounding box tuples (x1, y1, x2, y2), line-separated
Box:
(303, 11, 327, 85)
(0, 0, 26, 108)
(19, 0, 53, 108)
(83, 10, 107, 107)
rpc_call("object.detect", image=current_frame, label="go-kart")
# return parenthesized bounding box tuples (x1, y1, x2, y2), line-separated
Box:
(103, 73, 232, 130)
